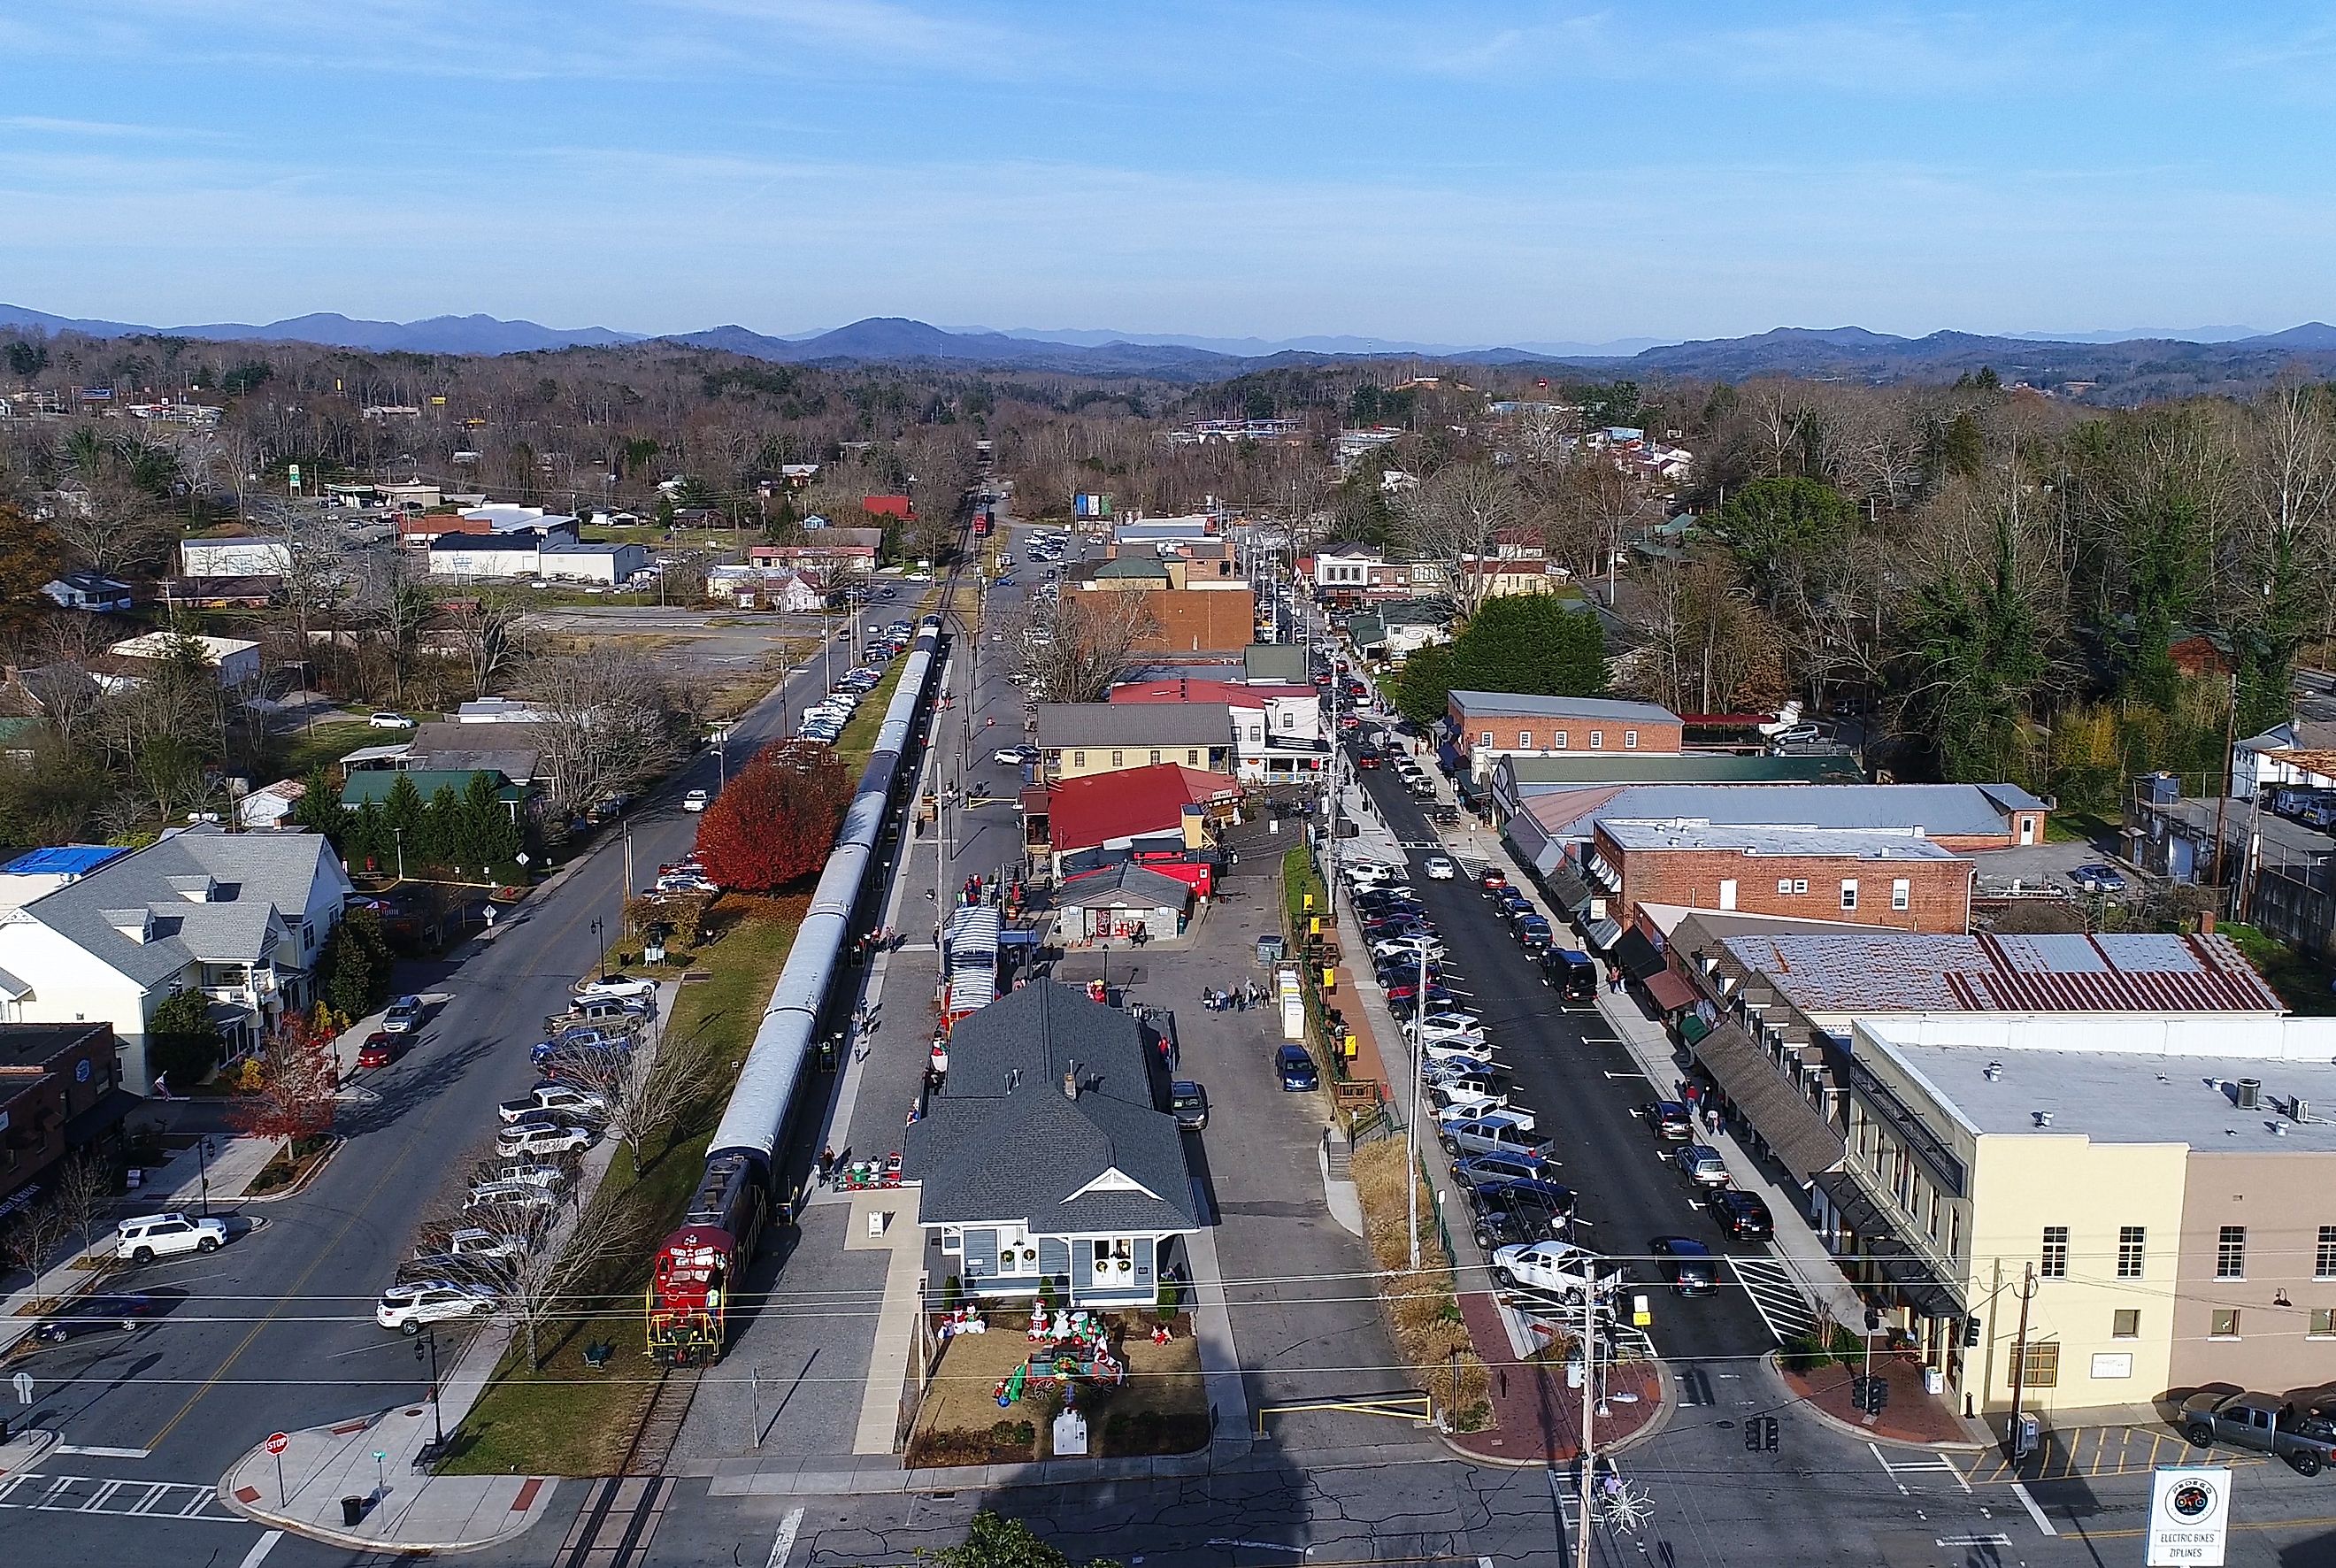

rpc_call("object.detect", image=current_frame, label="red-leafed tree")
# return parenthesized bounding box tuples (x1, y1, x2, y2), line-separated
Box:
(228, 1011, 339, 1143)
(694, 742, 853, 891)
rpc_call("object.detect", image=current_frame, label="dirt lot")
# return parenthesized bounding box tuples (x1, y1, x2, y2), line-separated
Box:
(905, 1309, 1206, 1465)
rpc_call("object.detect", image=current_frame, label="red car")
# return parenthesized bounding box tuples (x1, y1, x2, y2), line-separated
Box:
(1478, 867, 1509, 892)
(357, 1032, 400, 1070)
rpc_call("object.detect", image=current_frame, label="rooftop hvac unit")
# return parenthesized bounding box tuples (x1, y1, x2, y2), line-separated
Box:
(2237, 1077, 2262, 1110)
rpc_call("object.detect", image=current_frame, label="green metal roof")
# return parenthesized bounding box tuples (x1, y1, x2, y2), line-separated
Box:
(1501, 752, 1867, 789)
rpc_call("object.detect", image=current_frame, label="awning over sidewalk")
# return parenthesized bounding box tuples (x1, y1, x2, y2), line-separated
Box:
(1812, 1171, 1968, 1321)
(1691, 1019, 1846, 1181)
(1641, 969, 1698, 1015)
(1541, 862, 1594, 919)
(1614, 927, 1668, 981)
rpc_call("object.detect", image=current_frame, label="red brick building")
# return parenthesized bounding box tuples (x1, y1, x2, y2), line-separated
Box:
(1448, 691, 1687, 780)
(1, 1023, 131, 1206)
(1592, 820, 1974, 935)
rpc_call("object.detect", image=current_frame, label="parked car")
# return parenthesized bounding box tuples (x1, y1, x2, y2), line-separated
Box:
(1387, 986, 1462, 1020)
(1170, 1080, 1210, 1131)
(356, 1032, 401, 1069)
(381, 995, 426, 1034)
(1427, 1080, 1518, 1119)
(1639, 1101, 1695, 1141)
(498, 1083, 611, 1123)
(496, 1116, 599, 1158)
(2070, 863, 2128, 894)
(464, 1178, 561, 1212)
(1417, 1010, 1487, 1042)
(1650, 1235, 1719, 1295)
(1422, 854, 1456, 880)
(575, 973, 657, 1002)
(1275, 1045, 1320, 1091)
(994, 745, 1040, 767)
(1478, 866, 1509, 892)
(1420, 1036, 1495, 1069)
(1467, 1180, 1577, 1249)
(2181, 1390, 2336, 1475)
(1491, 1241, 1614, 1302)
(31, 1292, 163, 1342)
(1544, 950, 1599, 1004)
(532, 1027, 633, 1066)
(366, 711, 412, 729)
(1441, 1114, 1556, 1164)
(115, 1212, 227, 1263)
(376, 1280, 498, 1334)
(420, 1226, 526, 1264)
(1674, 1144, 1732, 1187)
(681, 788, 710, 813)
(1433, 805, 1462, 825)
(1710, 1188, 1774, 1242)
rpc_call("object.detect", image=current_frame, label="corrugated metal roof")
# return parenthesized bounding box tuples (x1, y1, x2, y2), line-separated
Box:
(1450, 691, 1679, 723)
(1718, 930, 2284, 1014)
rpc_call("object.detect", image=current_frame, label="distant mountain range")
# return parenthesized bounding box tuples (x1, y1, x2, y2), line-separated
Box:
(9, 303, 2336, 398)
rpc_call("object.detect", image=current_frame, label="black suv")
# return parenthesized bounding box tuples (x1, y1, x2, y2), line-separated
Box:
(1467, 1179, 1578, 1249)
(1710, 1188, 1773, 1242)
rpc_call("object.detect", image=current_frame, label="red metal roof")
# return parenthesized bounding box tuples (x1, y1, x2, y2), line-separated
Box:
(1110, 678, 1314, 705)
(1045, 764, 1240, 853)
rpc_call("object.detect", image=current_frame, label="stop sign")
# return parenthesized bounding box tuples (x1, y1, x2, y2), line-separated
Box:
(265, 1432, 290, 1456)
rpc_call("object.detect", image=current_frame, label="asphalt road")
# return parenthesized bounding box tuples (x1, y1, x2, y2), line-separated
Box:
(1341, 723, 1781, 1379)
(0, 588, 899, 1561)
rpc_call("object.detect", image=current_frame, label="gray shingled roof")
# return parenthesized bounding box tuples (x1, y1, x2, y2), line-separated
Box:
(903, 982, 1198, 1232)
(8, 826, 345, 991)
(1036, 703, 1233, 751)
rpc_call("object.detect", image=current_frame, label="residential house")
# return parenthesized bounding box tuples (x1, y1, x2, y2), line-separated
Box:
(2125, 775, 2336, 957)
(0, 1023, 136, 1209)
(1448, 692, 1687, 782)
(236, 778, 307, 830)
(1036, 703, 1234, 781)
(704, 565, 826, 611)
(179, 536, 293, 578)
(906, 981, 1201, 1307)
(0, 826, 356, 1090)
(1348, 598, 1452, 661)
(42, 572, 134, 612)
(0, 845, 134, 911)
(340, 768, 527, 821)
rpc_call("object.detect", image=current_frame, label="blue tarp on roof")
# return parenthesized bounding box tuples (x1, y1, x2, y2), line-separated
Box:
(2, 844, 133, 878)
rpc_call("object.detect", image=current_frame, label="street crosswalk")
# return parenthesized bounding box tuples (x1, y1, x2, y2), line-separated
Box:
(0, 1471, 245, 1523)
(1728, 1253, 1819, 1343)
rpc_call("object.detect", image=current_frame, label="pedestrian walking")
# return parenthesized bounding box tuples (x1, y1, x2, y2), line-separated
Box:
(818, 1145, 836, 1186)
(1703, 1105, 1720, 1135)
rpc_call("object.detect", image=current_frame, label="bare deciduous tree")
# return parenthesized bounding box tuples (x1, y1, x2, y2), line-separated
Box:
(1015, 588, 1158, 703)
(549, 1022, 718, 1176)
(1395, 461, 1521, 619)
(526, 644, 696, 813)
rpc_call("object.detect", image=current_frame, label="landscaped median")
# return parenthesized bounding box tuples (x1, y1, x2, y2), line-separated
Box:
(440, 898, 803, 1477)
(1348, 1138, 1490, 1433)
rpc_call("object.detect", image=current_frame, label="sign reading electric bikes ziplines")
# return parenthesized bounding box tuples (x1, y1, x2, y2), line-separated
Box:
(2148, 1466, 2232, 1567)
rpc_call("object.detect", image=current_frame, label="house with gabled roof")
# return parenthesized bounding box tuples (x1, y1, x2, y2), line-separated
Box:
(904, 982, 1200, 1306)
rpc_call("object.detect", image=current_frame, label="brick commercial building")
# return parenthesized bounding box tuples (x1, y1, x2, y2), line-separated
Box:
(1592, 820, 1975, 934)
(1512, 782, 2049, 864)
(0, 1023, 134, 1208)
(1067, 582, 1259, 655)
(1448, 692, 1687, 780)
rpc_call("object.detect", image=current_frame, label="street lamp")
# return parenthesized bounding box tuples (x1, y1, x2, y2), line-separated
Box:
(415, 1325, 445, 1451)
(393, 826, 405, 883)
(590, 918, 605, 980)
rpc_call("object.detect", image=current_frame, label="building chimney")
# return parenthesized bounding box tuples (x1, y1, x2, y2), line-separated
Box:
(1063, 1065, 1079, 1100)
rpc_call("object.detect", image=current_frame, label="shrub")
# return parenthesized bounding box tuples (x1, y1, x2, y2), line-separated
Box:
(1779, 1333, 1833, 1374)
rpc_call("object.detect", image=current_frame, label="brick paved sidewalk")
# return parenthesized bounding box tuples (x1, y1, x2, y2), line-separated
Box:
(1445, 1292, 1663, 1464)
(1781, 1352, 1969, 1446)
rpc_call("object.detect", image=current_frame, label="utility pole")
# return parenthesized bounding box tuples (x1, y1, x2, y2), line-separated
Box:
(2209, 670, 2241, 897)
(1574, 1277, 1599, 1568)
(2006, 1261, 2038, 1444)
(1406, 943, 1426, 1271)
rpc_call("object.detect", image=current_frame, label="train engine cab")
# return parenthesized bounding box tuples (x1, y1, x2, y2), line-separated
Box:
(649, 1226, 734, 1365)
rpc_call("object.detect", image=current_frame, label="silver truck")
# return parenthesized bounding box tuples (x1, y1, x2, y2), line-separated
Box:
(2180, 1390, 2336, 1476)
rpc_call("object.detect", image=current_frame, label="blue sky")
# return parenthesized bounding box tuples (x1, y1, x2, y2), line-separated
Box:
(4, 2, 2335, 343)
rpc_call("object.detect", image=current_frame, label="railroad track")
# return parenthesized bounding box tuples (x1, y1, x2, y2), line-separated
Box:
(619, 1364, 703, 1477)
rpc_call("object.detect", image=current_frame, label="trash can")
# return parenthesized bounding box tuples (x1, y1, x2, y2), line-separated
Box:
(342, 1496, 365, 1526)
(1256, 934, 1286, 964)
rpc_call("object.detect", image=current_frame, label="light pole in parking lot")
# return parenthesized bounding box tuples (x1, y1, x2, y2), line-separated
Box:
(590, 918, 604, 980)
(1405, 945, 1425, 1271)
(415, 1324, 445, 1451)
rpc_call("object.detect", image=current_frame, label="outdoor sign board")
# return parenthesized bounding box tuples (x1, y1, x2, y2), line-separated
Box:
(2147, 1465, 2231, 1566)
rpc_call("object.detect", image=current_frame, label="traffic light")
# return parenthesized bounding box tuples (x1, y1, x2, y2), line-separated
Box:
(1863, 1304, 1883, 1333)
(1848, 1376, 1871, 1413)
(1743, 1419, 1763, 1452)
(1762, 1417, 1779, 1451)
(1867, 1379, 1891, 1415)
(1964, 1315, 1983, 1349)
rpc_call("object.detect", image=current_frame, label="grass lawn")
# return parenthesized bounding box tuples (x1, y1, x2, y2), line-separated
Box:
(834, 655, 911, 773)
(2045, 809, 2117, 847)
(2219, 923, 2336, 1016)
(444, 901, 804, 1477)
(268, 719, 380, 782)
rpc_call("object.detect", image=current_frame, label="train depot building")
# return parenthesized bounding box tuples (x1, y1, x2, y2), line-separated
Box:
(906, 982, 1200, 1307)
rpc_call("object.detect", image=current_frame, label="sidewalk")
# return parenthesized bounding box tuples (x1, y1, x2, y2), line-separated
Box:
(1446, 1292, 1664, 1465)
(0, 1127, 284, 1359)
(1779, 1353, 1978, 1449)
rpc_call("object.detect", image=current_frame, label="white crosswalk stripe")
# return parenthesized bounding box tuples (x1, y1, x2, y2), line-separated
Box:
(0, 1472, 243, 1523)
(1729, 1252, 1818, 1343)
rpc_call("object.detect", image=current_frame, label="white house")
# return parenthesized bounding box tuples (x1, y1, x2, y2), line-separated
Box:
(0, 826, 355, 1092)
(180, 536, 294, 578)
(103, 632, 262, 689)
(42, 573, 135, 612)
